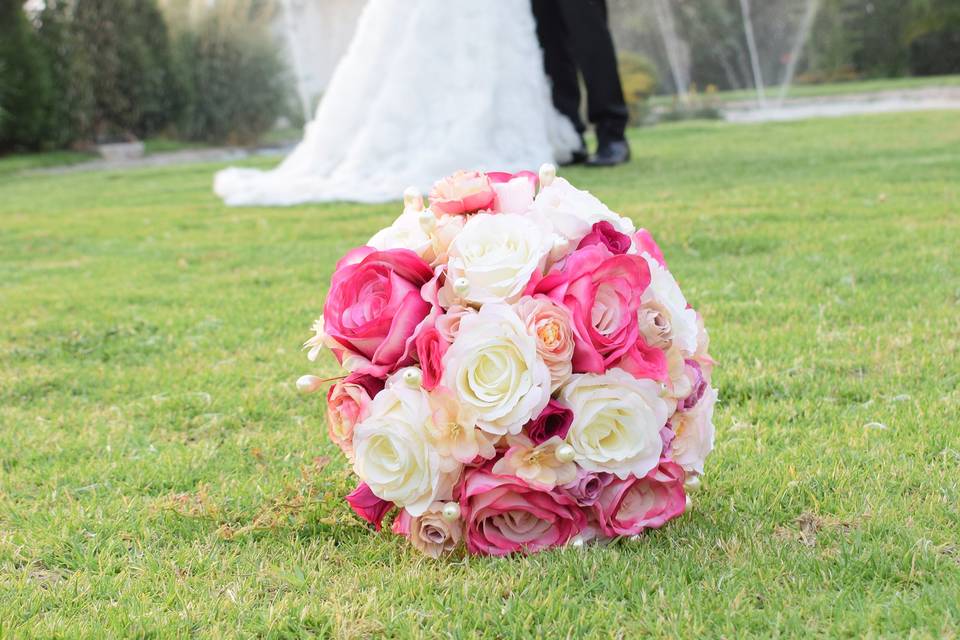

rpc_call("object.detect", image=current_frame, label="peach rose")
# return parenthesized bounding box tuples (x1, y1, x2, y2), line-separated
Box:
(513, 295, 575, 391)
(429, 170, 496, 216)
(393, 504, 463, 558)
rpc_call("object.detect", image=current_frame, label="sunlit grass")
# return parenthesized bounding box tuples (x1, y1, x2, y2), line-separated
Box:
(0, 111, 958, 638)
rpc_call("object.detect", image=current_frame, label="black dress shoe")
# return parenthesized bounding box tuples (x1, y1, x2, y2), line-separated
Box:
(560, 139, 589, 166)
(560, 148, 589, 166)
(586, 140, 631, 167)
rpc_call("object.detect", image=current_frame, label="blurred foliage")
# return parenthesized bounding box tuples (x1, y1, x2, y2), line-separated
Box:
(71, 0, 177, 141)
(610, 0, 960, 93)
(0, 0, 291, 152)
(618, 52, 659, 125)
(35, 0, 94, 148)
(167, 0, 292, 145)
(0, 0, 58, 151)
(657, 84, 722, 123)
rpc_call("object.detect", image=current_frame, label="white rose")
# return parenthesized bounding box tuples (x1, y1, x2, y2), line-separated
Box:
(671, 385, 717, 474)
(559, 368, 668, 479)
(352, 372, 459, 516)
(527, 177, 635, 247)
(367, 210, 433, 259)
(640, 254, 698, 355)
(444, 213, 550, 305)
(441, 303, 551, 436)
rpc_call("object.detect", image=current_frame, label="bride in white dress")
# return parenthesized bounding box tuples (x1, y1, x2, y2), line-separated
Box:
(214, 0, 580, 206)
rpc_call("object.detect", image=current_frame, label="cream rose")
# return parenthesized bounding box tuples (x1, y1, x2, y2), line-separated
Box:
(670, 385, 717, 474)
(352, 372, 460, 516)
(527, 177, 635, 247)
(640, 254, 698, 356)
(559, 368, 669, 479)
(444, 213, 550, 305)
(367, 210, 433, 261)
(441, 303, 551, 436)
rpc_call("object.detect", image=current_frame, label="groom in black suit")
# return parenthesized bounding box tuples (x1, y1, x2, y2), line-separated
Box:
(532, 0, 630, 166)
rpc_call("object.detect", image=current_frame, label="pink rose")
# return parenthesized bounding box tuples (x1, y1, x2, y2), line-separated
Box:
(488, 171, 538, 214)
(533, 244, 650, 373)
(345, 482, 394, 531)
(595, 460, 686, 536)
(434, 304, 475, 343)
(559, 469, 615, 507)
(617, 334, 669, 383)
(634, 228, 667, 268)
(415, 326, 447, 391)
(326, 373, 384, 458)
(524, 400, 573, 445)
(578, 221, 632, 255)
(323, 247, 435, 377)
(458, 468, 585, 556)
(429, 170, 496, 215)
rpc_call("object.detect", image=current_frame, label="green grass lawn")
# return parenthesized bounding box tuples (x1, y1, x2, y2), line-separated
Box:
(1, 111, 958, 638)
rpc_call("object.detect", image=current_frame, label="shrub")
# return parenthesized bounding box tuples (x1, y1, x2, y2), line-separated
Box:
(70, 0, 177, 141)
(0, 0, 57, 151)
(170, 3, 291, 145)
(618, 52, 659, 126)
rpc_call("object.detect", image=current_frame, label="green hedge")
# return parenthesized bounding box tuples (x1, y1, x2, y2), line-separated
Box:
(0, 0, 291, 151)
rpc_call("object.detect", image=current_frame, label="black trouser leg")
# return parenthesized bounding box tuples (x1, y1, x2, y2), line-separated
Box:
(555, 0, 628, 145)
(531, 0, 586, 136)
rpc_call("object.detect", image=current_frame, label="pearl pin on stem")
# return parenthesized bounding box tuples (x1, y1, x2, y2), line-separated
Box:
(418, 209, 436, 233)
(555, 444, 576, 463)
(403, 186, 424, 212)
(453, 277, 470, 298)
(539, 163, 557, 189)
(683, 475, 702, 493)
(441, 502, 461, 522)
(402, 368, 422, 389)
(296, 375, 324, 394)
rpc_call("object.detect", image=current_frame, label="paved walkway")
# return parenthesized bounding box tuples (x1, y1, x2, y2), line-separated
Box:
(31, 144, 292, 175)
(723, 86, 960, 123)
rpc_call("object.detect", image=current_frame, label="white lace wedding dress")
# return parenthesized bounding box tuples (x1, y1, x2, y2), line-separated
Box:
(214, 0, 580, 206)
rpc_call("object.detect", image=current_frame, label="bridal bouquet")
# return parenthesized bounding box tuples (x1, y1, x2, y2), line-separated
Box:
(298, 166, 716, 558)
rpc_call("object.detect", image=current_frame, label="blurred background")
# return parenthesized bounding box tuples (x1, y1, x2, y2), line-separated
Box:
(1, 0, 958, 155)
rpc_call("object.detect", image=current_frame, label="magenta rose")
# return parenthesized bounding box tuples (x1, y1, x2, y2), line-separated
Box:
(323, 247, 435, 377)
(577, 221, 632, 255)
(524, 399, 573, 445)
(595, 460, 686, 536)
(415, 326, 448, 391)
(458, 468, 586, 556)
(533, 244, 650, 373)
(326, 373, 384, 458)
(559, 469, 615, 507)
(345, 482, 394, 531)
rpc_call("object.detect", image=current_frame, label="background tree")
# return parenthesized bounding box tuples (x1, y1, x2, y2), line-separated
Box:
(0, 0, 57, 151)
(71, 0, 176, 141)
